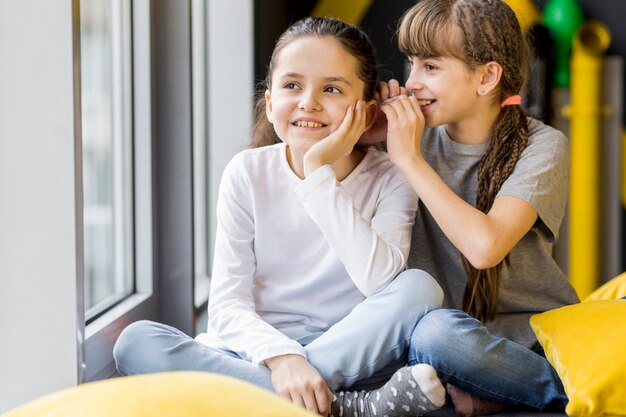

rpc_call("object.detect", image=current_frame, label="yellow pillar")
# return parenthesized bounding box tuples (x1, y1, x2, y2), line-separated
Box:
(312, 0, 373, 25)
(568, 21, 611, 298)
(503, 0, 542, 32)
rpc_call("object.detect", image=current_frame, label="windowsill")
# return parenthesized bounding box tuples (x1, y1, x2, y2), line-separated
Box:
(85, 292, 152, 339)
(84, 291, 156, 382)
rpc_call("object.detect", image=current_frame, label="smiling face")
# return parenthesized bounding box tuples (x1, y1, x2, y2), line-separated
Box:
(397, 0, 528, 143)
(264, 35, 366, 160)
(405, 55, 483, 132)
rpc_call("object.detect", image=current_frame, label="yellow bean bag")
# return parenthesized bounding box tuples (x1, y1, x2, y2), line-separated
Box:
(2, 371, 316, 417)
(583, 271, 626, 302)
(530, 274, 626, 417)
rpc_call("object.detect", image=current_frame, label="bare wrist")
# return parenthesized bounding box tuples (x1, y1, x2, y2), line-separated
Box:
(264, 354, 303, 370)
(391, 152, 420, 171)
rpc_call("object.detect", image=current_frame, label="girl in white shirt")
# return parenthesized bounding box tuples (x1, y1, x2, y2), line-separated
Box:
(114, 17, 444, 417)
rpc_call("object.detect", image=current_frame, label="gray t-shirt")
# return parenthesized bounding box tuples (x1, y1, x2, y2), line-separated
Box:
(408, 118, 579, 348)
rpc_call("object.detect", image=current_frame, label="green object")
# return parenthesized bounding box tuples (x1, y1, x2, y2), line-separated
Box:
(543, 0, 585, 87)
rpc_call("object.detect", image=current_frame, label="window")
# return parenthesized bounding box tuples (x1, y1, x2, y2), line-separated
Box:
(81, 0, 156, 382)
(1, 0, 255, 398)
(79, 0, 253, 380)
(80, 0, 133, 320)
(192, 0, 255, 318)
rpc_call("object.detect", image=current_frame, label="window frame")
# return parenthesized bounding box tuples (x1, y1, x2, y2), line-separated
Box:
(191, 0, 212, 309)
(83, 0, 157, 382)
(0, 0, 255, 409)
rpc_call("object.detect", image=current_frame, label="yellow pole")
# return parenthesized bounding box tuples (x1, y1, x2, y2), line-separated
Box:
(568, 21, 611, 299)
(503, 0, 542, 32)
(312, 0, 373, 25)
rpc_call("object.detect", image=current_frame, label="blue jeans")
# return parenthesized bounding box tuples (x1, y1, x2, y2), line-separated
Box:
(114, 269, 443, 391)
(408, 309, 568, 411)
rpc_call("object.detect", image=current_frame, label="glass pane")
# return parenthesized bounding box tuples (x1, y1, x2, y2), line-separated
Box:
(81, 0, 133, 318)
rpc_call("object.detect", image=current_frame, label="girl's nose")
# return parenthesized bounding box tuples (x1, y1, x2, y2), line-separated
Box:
(299, 91, 322, 112)
(405, 68, 424, 93)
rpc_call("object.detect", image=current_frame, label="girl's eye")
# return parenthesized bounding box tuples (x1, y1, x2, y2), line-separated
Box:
(425, 63, 437, 71)
(324, 86, 341, 94)
(284, 82, 299, 89)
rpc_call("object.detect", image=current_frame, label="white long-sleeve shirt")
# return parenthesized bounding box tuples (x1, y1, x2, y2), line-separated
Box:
(195, 143, 418, 364)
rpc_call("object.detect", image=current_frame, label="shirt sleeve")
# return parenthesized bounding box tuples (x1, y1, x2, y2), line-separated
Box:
(207, 156, 306, 364)
(294, 163, 418, 296)
(497, 125, 569, 242)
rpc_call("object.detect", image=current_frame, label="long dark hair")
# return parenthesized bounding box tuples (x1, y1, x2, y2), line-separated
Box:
(252, 17, 379, 148)
(398, 0, 530, 323)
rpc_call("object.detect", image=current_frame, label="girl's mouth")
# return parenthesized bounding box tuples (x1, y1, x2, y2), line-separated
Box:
(292, 120, 326, 128)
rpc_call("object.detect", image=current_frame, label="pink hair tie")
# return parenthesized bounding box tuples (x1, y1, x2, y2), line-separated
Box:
(500, 94, 522, 108)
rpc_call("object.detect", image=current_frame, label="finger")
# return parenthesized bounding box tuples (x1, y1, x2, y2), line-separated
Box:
(346, 100, 368, 139)
(384, 96, 417, 129)
(313, 386, 330, 416)
(302, 389, 321, 415)
(384, 96, 409, 118)
(402, 95, 425, 128)
(408, 95, 423, 116)
(334, 105, 355, 137)
(399, 95, 424, 129)
(400, 86, 408, 96)
(396, 94, 416, 116)
(351, 100, 367, 135)
(377, 81, 390, 101)
(324, 385, 335, 415)
(290, 391, 306, 410)
(380, 101, 399, 126)
(388, 79, 401, 97)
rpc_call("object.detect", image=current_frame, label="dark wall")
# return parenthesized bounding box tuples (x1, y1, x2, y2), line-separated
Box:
(254, 0, 316, 89)
(537, 0, 626, 58)
(253, 0, 413, 87)
(254, 0, 626, 270)
(255, 0, 625, 87)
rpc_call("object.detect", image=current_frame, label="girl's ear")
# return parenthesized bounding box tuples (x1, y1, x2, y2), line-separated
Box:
(477, 61, 503, 96)
(364, 100, 378, 131)
(264, 90, 273, 123)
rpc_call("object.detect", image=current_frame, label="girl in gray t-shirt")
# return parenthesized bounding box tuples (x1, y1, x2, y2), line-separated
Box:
(372, 0, 580, 415)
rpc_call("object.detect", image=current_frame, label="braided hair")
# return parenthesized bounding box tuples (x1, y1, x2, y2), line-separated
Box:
(398, 0, 530, 322)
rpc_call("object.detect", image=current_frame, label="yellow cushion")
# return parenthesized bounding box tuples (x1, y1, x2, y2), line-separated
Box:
(2, 371, 315, 417)
(530, 299, 626, 417)
(583, 272, 626, 302)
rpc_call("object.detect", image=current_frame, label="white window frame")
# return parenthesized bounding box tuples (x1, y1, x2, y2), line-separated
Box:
(192, 0, 212, 308)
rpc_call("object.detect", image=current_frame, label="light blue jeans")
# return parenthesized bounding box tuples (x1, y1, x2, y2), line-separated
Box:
(114, 269, 443, 391)
(408, 308, 568, 411)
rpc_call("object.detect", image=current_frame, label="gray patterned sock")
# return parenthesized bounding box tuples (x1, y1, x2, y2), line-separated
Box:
(331, 365, 445, 417)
